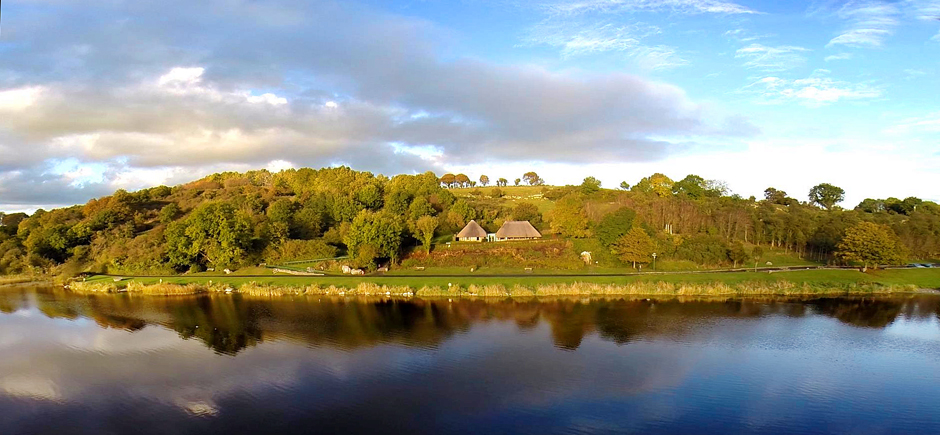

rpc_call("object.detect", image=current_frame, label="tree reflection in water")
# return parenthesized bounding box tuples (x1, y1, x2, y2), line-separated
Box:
(3, 287, 939, 354)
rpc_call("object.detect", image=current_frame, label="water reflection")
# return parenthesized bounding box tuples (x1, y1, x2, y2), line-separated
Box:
(2, 288, 940, 435)
(2, 288, 938, 354)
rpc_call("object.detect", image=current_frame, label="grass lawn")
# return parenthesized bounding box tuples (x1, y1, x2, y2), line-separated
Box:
(84, 268, 940, 291)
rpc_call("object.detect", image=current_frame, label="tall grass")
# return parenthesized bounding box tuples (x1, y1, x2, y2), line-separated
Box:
(65, 278, 916, 297)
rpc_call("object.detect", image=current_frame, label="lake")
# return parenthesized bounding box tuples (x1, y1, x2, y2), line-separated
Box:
(1, 287, 940, 434)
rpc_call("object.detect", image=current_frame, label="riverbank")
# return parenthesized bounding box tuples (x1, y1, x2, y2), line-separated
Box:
(58, 268, 940, 297)
(0, 275, 51, 287)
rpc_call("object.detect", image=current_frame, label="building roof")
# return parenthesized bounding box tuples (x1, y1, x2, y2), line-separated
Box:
(456, 220, 487, 238)
(496, 221, 542, 239)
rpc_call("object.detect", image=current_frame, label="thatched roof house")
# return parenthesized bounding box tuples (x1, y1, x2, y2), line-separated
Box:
(496, 221, 541, 240)
(456, 220, 487, 241)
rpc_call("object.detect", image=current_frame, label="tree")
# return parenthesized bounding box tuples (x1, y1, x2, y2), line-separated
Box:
(479, 175, 490, 186)
(633, 173, 674, 197)
(595, 207, 637, 247)
(580, 176, 601, 194)
(729, 242, 749, 268)
(751, 245, 764, 270)
(514, 178, 521, 186)
(809, 183, 845, 210)
(523, 172, 542, 186)
(414, 216, 438, 254)
(165, 202, 251, 270)
(440, 173, 456, 188)
(455, 173, 471, 187)
(407, 196, 435, 221)
(612, 227, 654, 268)
(764, 187, 787, 204)
(619, 181, 630, 190)
(497, 177, 508, 187)
(549, 195, 589, 238)
(673, 174, 707, 198)
(836, 221, 907, 269)
(511, 202, 542, 227)
(159, 203, 182, 224)
(345, 210, 404, 266)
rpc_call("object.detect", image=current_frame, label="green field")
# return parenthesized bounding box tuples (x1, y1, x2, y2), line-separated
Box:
(83, 268, 940, 291)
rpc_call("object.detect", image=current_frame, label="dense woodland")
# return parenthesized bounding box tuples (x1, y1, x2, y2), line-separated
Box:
(0, 166, 935, 276)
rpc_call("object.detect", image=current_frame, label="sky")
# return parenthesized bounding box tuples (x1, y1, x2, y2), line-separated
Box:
(0, 0, 938, 212)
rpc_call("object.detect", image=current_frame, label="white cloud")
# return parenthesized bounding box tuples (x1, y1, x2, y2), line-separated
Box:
(743, 75, 882, 106)
(245, 92, 288, 106)
(887, 112, 940, 133)
(266, 159, 295, 172)
(631, 46, 689, 71)
(827, 1, 900, 48)
(0, 87, 45, 111)
(544, 0, 760, 15)
(157, 67, 205, 87)
(523, 21, 686, 70)
(723, 28, 771, 42)
(824, 53, 853, 62)
(828, 28, 893, 47)
(735, 44, 809, 71)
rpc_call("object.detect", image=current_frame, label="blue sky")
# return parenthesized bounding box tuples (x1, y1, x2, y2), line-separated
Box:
(0, 0, 938, 211)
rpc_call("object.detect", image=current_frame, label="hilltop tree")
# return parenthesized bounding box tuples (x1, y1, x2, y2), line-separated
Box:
(455, 174, 471, 187)
(619, 181, 630, 190)
(809, 183, 845, 210)
(514, 178, 521, 186)
(523, 172, 543, 186)
(479, 175, 490, 186)
(414, 216, 438, 255)
(673, 174, 707, 198)
(440, 173, 456, 188)
(836, 222, 906, 269)
(764, 187, 788, 205)
(580, 176, 601, 194)
(612, 227, 654, 269)
(633, 173, 674, 197)
(497, 177, 508, 187)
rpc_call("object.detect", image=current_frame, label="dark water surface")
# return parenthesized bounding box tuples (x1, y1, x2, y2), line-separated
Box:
(2, 288, 940, 434)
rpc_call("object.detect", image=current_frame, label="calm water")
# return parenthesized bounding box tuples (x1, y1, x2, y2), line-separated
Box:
(2, 288, 940, 434)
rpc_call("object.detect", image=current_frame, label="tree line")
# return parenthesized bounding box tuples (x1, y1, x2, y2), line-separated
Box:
(0, 166, 935, 277)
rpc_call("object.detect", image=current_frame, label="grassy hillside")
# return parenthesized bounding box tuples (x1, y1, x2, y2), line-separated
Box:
(2, 166, 939, 281)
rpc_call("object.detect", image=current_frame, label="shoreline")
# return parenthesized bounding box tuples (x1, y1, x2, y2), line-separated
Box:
(59, 279, 923, 298)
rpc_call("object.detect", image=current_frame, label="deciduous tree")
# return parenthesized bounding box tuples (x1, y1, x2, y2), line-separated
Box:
(595, 207, 637, 247)
(809, 183, 845, 210)
(440, 173, 456, 188)
(415, 215, 438, 254)
(580, 176, 601, 194)
(836, 221, 906, 269)
(549, 195, 589, 238)
(612, 227, 654, 268)
(523, 172, 542, 186)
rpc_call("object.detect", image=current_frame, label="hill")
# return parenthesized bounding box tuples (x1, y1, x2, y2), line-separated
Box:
(0, 167, 938, 278)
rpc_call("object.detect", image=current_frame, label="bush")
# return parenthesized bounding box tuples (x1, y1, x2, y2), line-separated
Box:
(265, 239, 338, 264)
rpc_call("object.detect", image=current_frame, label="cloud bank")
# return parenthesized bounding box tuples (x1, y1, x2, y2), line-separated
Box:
(0, 0, 753, 209)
